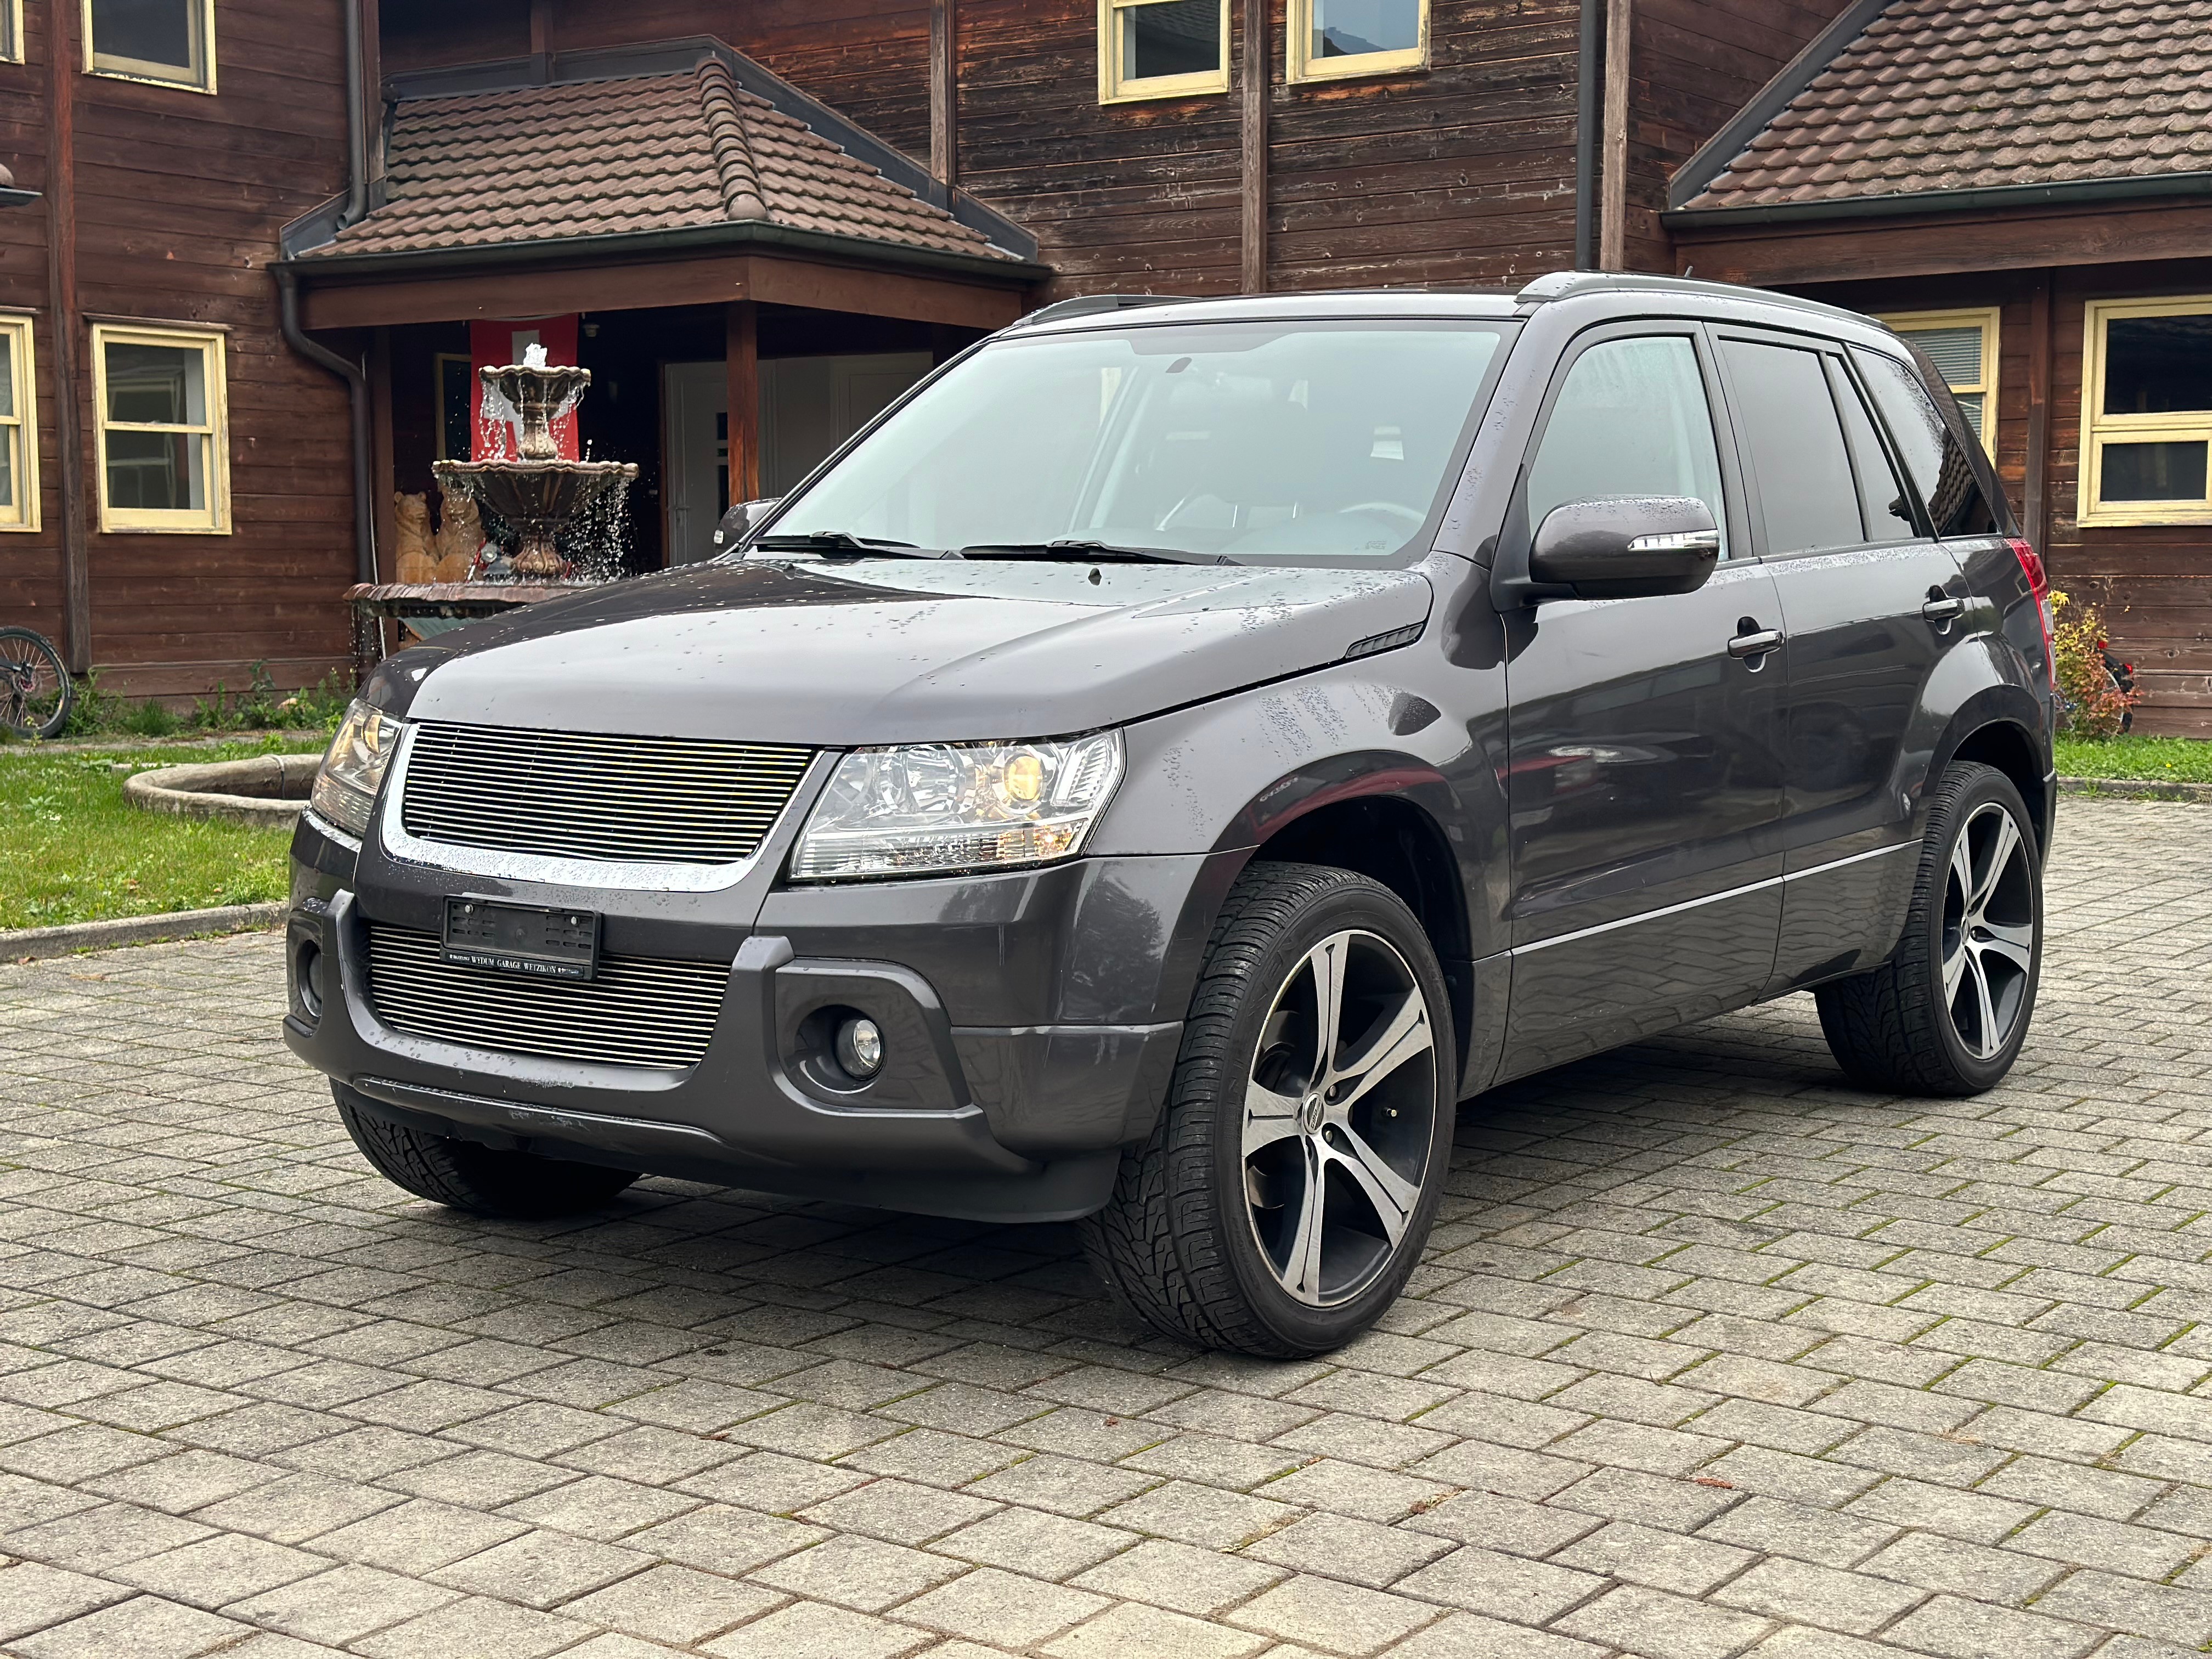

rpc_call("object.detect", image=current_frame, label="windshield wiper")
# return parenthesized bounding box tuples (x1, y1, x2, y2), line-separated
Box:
(752, 531, 953, 557)
(957, 539, 1229, 566)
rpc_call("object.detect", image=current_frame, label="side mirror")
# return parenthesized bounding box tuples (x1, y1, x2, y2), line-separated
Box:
(712, 497, 783, 550)
(1528, 496, 1720, 600)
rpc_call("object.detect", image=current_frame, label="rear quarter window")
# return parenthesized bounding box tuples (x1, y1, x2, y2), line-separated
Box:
(1852, 347, 1998, 538)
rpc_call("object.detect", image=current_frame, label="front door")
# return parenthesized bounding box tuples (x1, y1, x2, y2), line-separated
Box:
(759, 352, 934, 495)
(1713, 331, 1971, 989)
(662, 361, 728, 566)
(1499, 328, 1789, 1077)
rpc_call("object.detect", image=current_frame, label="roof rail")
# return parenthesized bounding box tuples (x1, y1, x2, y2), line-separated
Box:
(1513, 269, 1872, 328)
(1014, 294, 1198, 328)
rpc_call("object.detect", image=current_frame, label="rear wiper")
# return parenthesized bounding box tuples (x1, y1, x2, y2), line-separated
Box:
(752, 531, 953, 557)
(957, 539, 1228, 565)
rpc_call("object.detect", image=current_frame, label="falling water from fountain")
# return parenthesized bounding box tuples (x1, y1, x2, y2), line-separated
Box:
(431, 347, 639, 582)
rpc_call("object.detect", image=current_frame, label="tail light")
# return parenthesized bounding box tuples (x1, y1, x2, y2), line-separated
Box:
(2007, 536, 2056, 689)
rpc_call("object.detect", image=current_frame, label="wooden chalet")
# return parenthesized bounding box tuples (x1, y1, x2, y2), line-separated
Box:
(1666, 0, 2212, 732)
(4, 0, 2208, 729)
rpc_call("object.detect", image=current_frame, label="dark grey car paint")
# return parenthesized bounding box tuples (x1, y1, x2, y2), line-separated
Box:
(289, 281, 2055, 1224)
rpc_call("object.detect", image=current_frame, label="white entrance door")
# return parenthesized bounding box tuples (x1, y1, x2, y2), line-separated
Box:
(759, 352, 933, 496)
(662, 361, 727, 566)
(664, 352, 934, 564)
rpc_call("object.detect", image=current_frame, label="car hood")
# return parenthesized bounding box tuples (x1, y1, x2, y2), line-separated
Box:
(396, 557, 1435, 743)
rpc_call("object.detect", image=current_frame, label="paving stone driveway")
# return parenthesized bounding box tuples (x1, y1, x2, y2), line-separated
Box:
(3, 797, 2211, 1659)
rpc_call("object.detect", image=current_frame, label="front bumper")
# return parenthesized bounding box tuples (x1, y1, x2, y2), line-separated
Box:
(284, 819, 1229, 1223)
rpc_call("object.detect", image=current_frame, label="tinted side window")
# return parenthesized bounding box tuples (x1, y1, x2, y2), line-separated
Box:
(1852, 347, 1998, 538)
(1526, 336, 1729, 557)
(1720, 338, 1863, 555)
(1830, 359, 1917, 541)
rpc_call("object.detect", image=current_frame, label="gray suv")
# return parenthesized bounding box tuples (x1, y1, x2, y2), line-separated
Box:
(286, 273, 2056, 1357)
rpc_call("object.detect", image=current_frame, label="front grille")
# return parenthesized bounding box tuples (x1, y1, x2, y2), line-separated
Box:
(400, 723, 814, 865)
(365, 924, 727, 1071)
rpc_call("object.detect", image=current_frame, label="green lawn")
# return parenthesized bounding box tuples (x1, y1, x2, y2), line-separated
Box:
(2054, 733, 2212, 786)
(0, 736, 330, 932)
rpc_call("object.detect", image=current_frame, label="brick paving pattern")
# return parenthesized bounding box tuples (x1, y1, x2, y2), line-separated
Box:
(2, 795, 2210, 1659)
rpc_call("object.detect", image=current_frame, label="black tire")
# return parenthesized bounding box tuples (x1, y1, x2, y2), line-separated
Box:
(1079, 862, 1455, 1357)
(1815, 762, 2042, 1096)
(0, 628, 72, 740)
(335, 1086, 640, 1218)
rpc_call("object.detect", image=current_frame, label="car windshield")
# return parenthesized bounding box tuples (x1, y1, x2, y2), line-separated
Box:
(754, 318, 1511, 566)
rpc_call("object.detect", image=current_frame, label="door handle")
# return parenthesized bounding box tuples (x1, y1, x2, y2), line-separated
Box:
(1728, 625, 1785, 661)
(1922, 593, 1967, 623)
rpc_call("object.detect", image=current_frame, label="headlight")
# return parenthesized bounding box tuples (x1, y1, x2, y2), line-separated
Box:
(309, 699, 404, 838)
(789, 731, 1124, 881)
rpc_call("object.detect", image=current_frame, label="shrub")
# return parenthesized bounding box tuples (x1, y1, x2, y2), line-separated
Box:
(2050, 590, 2140, 740)
(61, 663, 352, 739)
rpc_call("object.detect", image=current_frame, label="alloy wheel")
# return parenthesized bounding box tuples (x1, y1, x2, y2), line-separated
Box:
(1941, 801, 2036, 1060)
(1241, 929, 1438, 1307)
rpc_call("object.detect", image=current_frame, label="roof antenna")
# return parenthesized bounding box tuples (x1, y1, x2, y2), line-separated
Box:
(1683, 264, 1696, 279)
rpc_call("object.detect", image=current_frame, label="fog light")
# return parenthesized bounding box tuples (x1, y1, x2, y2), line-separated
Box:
(835, 1017, 883, 1080)
(296, 942, 324, 1021)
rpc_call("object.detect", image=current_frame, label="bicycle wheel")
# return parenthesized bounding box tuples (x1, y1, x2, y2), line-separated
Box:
(0, 628, 72, 739)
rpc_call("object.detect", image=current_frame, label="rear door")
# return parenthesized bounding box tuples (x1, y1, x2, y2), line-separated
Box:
(1498, 325, 1789, 1077)
(1712, 328, 1968, 989)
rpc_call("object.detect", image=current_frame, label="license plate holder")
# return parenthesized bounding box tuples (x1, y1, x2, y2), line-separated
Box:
(443, 898, 599, 981)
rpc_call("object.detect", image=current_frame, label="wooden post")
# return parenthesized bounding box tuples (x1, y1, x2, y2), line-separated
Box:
(930, 0, 957, 190)
(48, 0, 90, 674)
(726, 301, 759, 505)
(1240, 0, 1268, 293)
(2024, 270, 2053, 555)
(528, 0, 553, 80)
(1599, 0, 1632, 270)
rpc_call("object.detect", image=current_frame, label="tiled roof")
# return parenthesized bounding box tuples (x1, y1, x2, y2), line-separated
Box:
(1679, 0, 2212, 212)
(308, 59, 1014, 262)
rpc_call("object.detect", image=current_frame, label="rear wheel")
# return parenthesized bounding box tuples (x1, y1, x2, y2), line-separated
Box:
(336, 1087, 640, 1217)
(1816, 762, 2041, 1096)
(1080, 863, 1455, 1357)
(0, 628, 71, 740)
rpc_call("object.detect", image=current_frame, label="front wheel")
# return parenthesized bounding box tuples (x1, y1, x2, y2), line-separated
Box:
(1080, 864, 1455, 1357)
(1816, 761, 2041, 1096)
(0, 628, 72, 740)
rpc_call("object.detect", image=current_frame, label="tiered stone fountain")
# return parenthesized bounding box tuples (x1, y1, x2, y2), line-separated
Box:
(346, 349, 639, 662)
(433, 351, 639, 580)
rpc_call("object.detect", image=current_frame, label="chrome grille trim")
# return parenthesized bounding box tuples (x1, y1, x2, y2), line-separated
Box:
(399, 722, 814, 866)
(364, 924, 727, 1071)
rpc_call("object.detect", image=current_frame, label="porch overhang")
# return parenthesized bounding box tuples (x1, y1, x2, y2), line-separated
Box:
(281, 222, 1046, 332)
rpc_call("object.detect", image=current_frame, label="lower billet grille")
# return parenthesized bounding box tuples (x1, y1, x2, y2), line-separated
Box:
(364, 925, 727, 1071)
(400, 722, 814, 865)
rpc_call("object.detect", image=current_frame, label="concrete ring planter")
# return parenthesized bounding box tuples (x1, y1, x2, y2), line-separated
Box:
(123, 754, 319, 830)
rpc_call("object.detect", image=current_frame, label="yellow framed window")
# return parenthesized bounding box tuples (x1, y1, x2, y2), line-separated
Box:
(1288, 0, 1427, 83)
(0, 314, 38, 532)
(1880, 307, 1998, 456)
(92, 323, 230, 534)
(83, 0, 216, 92)
(2079, 295, 2212, 527)
(1, 0, 24, 64)
(1099, 0, 1229, 102)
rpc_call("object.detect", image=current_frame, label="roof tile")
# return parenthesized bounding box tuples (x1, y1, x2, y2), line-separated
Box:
(308, 59, 1013, 263)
